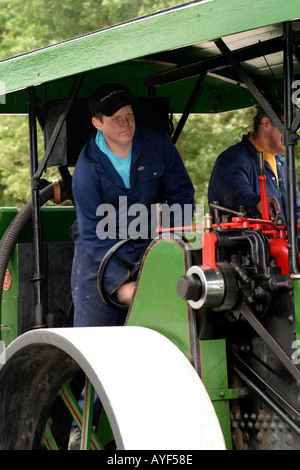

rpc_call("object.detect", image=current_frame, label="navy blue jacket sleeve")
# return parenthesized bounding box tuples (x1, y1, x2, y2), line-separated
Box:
(72, 141, 116, 261)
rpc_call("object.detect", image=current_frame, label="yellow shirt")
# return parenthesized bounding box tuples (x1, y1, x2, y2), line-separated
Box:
(248, 132, 278, 182)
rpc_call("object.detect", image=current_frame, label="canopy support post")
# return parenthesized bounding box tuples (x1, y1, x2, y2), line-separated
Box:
(172, 72, 206, 144)
(283, 21, 299, 273)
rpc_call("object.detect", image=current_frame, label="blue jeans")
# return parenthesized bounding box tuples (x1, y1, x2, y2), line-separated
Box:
(70, 223, 148, 327)
(71, 237, 120, 327)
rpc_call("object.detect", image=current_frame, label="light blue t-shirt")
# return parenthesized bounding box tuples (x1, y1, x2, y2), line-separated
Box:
(95, 130, 131, 189)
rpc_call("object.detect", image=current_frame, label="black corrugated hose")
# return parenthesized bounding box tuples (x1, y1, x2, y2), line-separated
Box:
(0, 180, 68, 339)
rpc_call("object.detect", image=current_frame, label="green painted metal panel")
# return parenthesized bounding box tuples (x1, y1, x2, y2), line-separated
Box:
(0, 206, 76, 348)
(0, 0, 299, 96)
(200, 339, 232, 450)
(96, 409, 114, 448)
(0, 208, 18, 239)
(80, 376, 95, 450)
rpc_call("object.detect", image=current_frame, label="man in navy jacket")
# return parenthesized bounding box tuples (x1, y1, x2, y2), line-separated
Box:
(208, 108, 300, 223)
(71, 84, 195, 327)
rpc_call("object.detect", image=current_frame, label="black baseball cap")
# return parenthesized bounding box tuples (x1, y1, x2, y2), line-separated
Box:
(89, 84, 135, 117)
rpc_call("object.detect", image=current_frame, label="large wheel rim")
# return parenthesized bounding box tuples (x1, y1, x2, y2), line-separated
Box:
(0, 327, 226, 450)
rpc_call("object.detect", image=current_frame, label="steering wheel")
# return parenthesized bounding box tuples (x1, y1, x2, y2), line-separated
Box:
(97, 238, 142, 311)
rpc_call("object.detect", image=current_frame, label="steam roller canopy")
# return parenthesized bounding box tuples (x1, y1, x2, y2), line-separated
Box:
(0, 326, 226, 450)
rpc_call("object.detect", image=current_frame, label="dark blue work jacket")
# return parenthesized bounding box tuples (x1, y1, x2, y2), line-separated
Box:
(208, 134, 300, 224)
(72, 124, 195, 294)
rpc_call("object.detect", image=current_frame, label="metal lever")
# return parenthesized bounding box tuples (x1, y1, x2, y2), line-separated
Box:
(257, 151, 270, 220)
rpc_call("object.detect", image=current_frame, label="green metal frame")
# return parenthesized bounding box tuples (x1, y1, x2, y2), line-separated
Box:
(39, 233, 234, 450)
(1, 0, 300, 114)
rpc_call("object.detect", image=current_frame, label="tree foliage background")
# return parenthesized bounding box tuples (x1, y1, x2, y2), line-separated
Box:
(0, 0, 286, 211)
